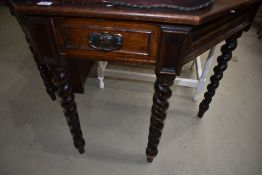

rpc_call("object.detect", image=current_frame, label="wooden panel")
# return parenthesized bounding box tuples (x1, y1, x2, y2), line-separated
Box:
(157, 25, 191, 75)
(53, 18, 160, 64)
(23, 17, 61, 65)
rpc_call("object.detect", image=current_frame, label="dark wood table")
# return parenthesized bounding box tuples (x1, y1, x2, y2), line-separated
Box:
(6, 0, 260, 163)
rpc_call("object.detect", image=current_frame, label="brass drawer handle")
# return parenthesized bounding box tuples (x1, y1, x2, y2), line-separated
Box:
(88, 32, 123, 51)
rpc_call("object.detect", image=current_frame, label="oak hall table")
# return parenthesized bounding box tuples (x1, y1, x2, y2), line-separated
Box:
(6, 0, 260, 163)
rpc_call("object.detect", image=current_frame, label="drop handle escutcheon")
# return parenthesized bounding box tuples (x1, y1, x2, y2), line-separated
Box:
(88, 32, 123, 51)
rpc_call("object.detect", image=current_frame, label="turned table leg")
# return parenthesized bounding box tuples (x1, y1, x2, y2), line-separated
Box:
(36, 63, 56, 101)
(198, 33, 242, 118)
(26, 38, 56, 101)
(50, 65, 85, 154)
(146, 71, 176, 162)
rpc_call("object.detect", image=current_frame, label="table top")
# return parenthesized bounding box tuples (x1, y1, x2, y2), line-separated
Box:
(10, 0, 260, 25)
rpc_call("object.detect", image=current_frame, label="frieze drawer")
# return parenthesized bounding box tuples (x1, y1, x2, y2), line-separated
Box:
(53, 18, 160, 64)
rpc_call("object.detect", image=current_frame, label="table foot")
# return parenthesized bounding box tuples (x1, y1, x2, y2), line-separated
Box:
(197, 110, 205, 118)
(198, 33, 242, 118)
(78, 147, 85, 154)
(146, 71, 176, 162)
(146, 154, 155, 163)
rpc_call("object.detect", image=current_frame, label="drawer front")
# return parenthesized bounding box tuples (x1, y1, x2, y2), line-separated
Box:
(53, 18, 160, 64)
